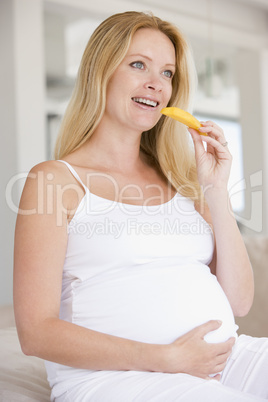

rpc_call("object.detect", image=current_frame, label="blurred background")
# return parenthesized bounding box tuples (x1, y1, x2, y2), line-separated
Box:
(1, 0, 268, 320)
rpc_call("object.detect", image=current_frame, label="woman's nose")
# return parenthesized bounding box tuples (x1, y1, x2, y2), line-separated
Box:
(144, 75, 162, 92)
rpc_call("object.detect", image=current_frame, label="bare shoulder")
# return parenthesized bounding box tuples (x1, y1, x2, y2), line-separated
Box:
(25, 159, 85, 189)
(20, 160, 85, 218)
(28, 160, 71, 183)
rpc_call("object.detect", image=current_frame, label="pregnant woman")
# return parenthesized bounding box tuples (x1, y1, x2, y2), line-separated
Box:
(14, 11, 268, 401)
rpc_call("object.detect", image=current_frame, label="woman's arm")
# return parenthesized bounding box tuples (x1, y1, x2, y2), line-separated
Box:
(14, 161, 234, 378)
(206, 189, 253, 317)
(190, 124, 254, 317)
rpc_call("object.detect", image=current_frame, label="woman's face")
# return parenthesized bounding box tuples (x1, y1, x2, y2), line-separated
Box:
(104, 28, 176, 134)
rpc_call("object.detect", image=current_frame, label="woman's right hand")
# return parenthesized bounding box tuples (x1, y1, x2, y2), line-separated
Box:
(160, 320, 236, 379)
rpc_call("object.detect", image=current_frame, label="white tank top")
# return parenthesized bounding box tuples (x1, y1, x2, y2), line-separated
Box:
(45, 160, 238, 395)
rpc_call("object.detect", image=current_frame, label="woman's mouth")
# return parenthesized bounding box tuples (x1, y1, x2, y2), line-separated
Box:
(132, 97, 159, 108)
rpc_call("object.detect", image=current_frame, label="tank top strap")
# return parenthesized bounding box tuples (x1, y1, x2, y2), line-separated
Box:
(57, 160, 89, 194)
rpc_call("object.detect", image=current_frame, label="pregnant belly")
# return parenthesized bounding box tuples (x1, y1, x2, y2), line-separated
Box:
(70, 263, 238, 345)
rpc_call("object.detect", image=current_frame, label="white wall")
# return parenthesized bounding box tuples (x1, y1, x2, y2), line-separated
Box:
(0, 0, 267, 305)
(261, 49, 268, 235)
(236, 50, 265, 234)
(45, 0, 268, 48)
(0, 0, 46, 305)
(0, 0, 18, 306)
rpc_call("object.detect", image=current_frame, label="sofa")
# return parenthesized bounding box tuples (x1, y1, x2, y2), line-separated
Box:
(0, 305, 50, 401)
(235, 236, 268, 337)
(0, 236, 267, 401)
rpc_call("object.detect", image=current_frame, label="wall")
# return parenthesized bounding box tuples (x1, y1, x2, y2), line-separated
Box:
(0, 0, 46, 305)
(0, 1, 18, 306)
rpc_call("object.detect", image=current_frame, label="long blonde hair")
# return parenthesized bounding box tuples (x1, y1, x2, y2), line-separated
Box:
(54, 11, 201, 200)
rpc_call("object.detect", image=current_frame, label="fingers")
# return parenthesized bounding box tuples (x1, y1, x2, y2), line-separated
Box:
(212, 346, 233, 374)
(214, 337, 235, 364)
(208, 336, 236, 358)
(195, 321, 236, 358)
(189, 129, 232, 175)
(206, 338, 234, 377)
(199, 121, 223, 140)
(188, 128, 208, 160)
(171, 322, 236, 378)
(189, 119, 230, 150)
(195, 320, 223, 338)
(197, 121, 229, 150)
(220, 336, 236, 351)
(198, 135, 230, 156)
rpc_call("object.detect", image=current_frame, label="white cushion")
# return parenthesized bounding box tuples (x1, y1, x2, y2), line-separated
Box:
(0, 327, 50, 401)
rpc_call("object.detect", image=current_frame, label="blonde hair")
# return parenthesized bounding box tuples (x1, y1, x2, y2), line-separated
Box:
(54, 11, 201, 200)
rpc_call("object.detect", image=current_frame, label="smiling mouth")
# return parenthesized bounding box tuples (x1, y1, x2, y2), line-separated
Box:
(132, 97, 159, 108)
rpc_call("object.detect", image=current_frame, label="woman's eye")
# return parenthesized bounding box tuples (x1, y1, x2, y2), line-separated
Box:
(163, 70, 173, 78)
(131, 61, 145, 70)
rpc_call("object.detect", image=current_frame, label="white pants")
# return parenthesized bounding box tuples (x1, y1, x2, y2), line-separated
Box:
(56, 335, 268, 401)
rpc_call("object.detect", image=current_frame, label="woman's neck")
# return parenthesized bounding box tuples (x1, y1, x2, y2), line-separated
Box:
(81, 124, 145, 174)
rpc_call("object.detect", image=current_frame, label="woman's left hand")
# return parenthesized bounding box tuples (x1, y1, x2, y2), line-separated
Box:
(188, 121, 232, 191)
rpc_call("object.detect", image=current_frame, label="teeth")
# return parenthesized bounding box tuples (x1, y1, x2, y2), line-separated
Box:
(132, 97, 158, 107)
